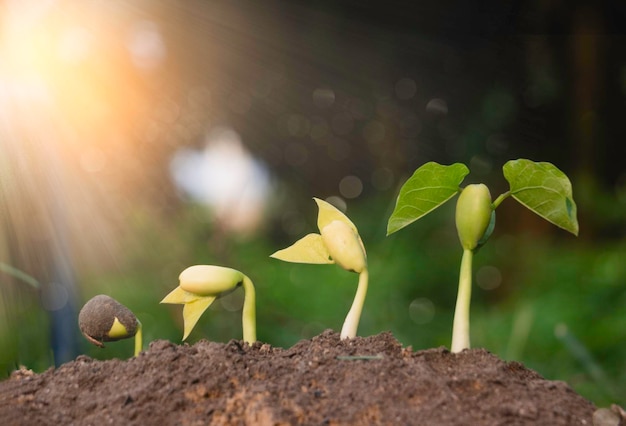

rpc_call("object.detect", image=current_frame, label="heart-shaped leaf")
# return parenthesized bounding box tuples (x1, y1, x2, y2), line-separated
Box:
(503, 159, 579, 236)
(387, 162, 469, 235)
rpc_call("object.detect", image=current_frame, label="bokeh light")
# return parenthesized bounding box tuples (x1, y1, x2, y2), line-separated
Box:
(409, 298, 435, 325)
(476, 265, 502, 291)
(339, 175, 363, 199)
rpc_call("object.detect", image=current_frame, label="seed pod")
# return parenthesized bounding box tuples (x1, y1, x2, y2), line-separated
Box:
(78, 295, 139, 348)
(455, 184, 493, 251)
(321, 220, 367, 274)
(178, 265, 244, 296)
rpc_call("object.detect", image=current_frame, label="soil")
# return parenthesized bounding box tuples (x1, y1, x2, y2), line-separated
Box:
(0, 330, 602, 425)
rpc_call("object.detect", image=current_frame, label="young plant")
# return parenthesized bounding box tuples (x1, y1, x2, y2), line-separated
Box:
(270, 197, 368, 339)
(78, 294, 143, 356)
(387, 159, 578, 352)
(161, 265, 256, 344)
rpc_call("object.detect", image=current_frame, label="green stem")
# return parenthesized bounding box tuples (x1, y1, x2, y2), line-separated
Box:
(0, 262, 39, 288)
(451, 249, 473, 352)
(241, 276, 257, 344)
(491, 191, 511, 209)
(134, 321, 143, 357)
(340, 268, 369, 339)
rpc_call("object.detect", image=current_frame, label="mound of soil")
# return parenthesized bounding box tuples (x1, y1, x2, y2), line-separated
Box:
(0, 330, 597, 425)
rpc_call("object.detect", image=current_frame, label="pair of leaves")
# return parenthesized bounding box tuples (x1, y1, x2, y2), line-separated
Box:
(387, 159, 579, 236)
(161, 286, 217, 340)
(270, 197, 363, 266)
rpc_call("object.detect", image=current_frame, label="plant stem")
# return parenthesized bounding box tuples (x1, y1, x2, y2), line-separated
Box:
(241, 276, 257, 344)
(134, 321, 143, 357)
(0, 262, 39, 288)
(340, 268, 369, 339)
(451, 249, 473, 352)
(491, 191, 511, 209)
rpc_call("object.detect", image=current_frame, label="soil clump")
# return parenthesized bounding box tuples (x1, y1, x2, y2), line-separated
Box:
(0, 330, 596, 425)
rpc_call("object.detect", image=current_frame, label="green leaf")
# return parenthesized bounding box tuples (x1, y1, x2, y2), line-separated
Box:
(503, 159, 579, 236)
(387, 162, 469, 235)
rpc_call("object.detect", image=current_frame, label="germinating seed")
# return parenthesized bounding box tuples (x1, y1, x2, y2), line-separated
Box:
(78, 294, 139, 347)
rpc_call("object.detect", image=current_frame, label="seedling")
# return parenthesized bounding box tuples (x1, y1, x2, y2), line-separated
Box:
(271, 197, 368, 339)
(161, 265, 256, 344)
(387, 159, 578, 352)
(78, 294, 143, 356)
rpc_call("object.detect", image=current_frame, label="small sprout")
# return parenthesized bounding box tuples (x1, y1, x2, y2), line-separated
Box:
(78, 294, 143, 357)
(450, 184, 494, 352)
(271, 197, 369, 339)
(388, 160, 578, 353)
(161, 265, 256, 344)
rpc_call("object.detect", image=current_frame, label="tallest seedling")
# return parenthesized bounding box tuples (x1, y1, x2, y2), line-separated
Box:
(387, 159, 578, 352)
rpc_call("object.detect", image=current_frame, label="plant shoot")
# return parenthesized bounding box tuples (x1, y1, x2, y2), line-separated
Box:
(387, 159, 578, 352)
(271, 197, 368, 339)
(161, 265, 256, 344)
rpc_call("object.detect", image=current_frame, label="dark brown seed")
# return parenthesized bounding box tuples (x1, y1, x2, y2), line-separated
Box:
(78, 294, 138, 348)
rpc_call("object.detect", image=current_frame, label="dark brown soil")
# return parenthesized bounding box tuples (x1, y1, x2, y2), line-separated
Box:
(0, 330, 597, 425)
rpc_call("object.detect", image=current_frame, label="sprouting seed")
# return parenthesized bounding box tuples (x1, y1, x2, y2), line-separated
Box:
(160, 265, 257, 344)
(270, 197, 369, 339)
(78, 294, 143, 356)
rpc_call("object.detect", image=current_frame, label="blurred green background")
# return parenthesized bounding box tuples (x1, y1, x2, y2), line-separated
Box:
(1, 0, 625, 409)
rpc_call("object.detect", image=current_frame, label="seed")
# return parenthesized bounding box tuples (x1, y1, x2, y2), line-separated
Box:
(78, 295, 139, 348)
